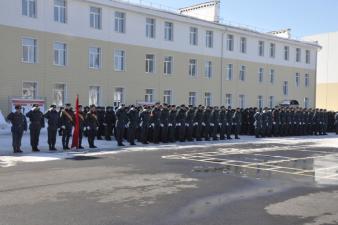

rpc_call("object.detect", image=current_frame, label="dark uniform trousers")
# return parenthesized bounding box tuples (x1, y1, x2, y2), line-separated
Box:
(47, 127, 57, 147)
(62, 126, 72, 148)
(12, 129, 24, 150)
(30, 122, 42, 149)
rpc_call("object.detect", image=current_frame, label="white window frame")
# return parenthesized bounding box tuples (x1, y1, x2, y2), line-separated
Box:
(225, 94, 232, 108)
(146, 18, 156, 39)
(269, 96, 274, 108)
(258, 41, 265, 56)
(270, 43, 276, 58)
(296, 72, 300, 88)
(114, 11, 126, 33)
(239, 95, 245, 109)
(114, 49, 125, 72)
(145, 89, 154, 103)
(240, 37, 247, 53)
(145, 54, 155, 74)
(270, 69, 275, 84)
(22, 0, 37, 18)
(189, 92, 197, 106)
(22, 81, 38, 99)
(189, 59, 197, 77)
(190, 27, 198, 46)
(304, 97, 309, 108)
(163, 90, 172, 105)
(305, 50, 311, 64)
(296, 48, 301, 63)
(226, 34, 234, 51)
(54, 0, 67, 23)
(88, 47, 102, 69)
(52, 83, 67, 107)
(53, 42, 67, 66)
(90, 7, 102, 30)
(163, 56, 173, 75)
(258, 68, 264, 83)
(226, 64, 233, 81)
(305, 74, 310, 87)
(206, 30, 213, 48)
(284, 46, 289, 61)
(22, 37, 38, 64)
(239, 65, 246, 81)
(283, 81, 289, 96)
(257, 95, 264, 109)
(113, 87, 125, 107)
(164, 21, 173, 41)
(204, 61, 212, 79)
(88, 86, 101, 106)
(204, 92, 212, 107)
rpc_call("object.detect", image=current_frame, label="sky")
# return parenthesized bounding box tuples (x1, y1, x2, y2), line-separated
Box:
(135, 0, 338, 38)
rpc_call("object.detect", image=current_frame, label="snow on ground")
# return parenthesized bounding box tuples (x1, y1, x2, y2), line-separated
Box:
(0, 130, 338, 167)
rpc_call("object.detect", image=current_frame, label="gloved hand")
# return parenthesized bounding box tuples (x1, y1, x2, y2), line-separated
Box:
(61, 125, 66, 129)
(87, 126, 90, 131)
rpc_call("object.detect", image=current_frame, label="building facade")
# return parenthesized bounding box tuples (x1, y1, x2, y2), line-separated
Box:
(304, 32, 338, 111)
(0, 0, 319, 114)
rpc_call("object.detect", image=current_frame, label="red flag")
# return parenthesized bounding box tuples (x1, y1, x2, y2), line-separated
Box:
(71, 95, 80, 149)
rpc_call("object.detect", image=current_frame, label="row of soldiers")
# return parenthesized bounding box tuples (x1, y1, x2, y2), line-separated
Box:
(5, 103, 338, 153)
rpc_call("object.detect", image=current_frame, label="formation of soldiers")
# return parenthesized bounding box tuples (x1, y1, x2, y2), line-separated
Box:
(5, 103, 338, 153)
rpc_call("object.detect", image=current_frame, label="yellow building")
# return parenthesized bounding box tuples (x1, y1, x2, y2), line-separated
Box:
(0, 0, 320, 114)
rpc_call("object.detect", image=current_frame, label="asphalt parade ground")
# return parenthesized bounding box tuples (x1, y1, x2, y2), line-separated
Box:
(1, 135, 338, 225)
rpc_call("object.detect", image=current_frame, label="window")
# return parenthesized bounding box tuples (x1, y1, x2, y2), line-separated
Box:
(306, 50, 311, 64)
(146, 18, 156, 38)
(114, 50, 125, 71)
(54, 0, 66, 23)
(22, 38, 37, 63)
(305, 74, 310, 87)
(269, 96, 274, 108)
(163, 90, 172, 104)
(258, 68, 264, 83)
(226, 34, 234, 51)
(53, 42, 67, 66)
(113, 87, 124, 107)
(269, 69, 275, 84)
(204, 92, 212, 106)
(283, 81, 288, 96)
(284, 46, 289, 61)
(239, 65, 246, 81)
(257, 95, 264, 109)
(164, 22, 173, 41)
(205, 61, 212, 78)
(225, 94, 232, 108)
(145, 54, 155, 73)
(239, 95, 245, 108)
(240, 37, 247, 53)
(296, 48, 301, 62)
(22, 81, 37, 99)
(304, 97, 309, 108)
(270, 43, 276, 58)
(53, 83, 66, 107)
(226, 64, 233, 81)
(206, 31, 213, 48)
(22, 0, 37, 18)
(296, 73, 300, 87)
(189, 59, 197, 77)
(258, 41, 265, 56)
(189, 92, 196, 106)
(89, 47, 101, 69)
(89, 86, 100, 106)
(164, 56, 173, 75)
(114, 11, 126, 33)
(90, 7, 101, 29)
(190, 27, 198, 46)
(145, 89, 154, 103)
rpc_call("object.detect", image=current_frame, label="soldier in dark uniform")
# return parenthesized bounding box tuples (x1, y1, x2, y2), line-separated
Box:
(78, 105, 85, 149)
(115, 104, 128, 146)
(44, 105, 59, 151)
(219, 106, 226, 140)
(210, 106, 219, 141)
(232, 108, 241, 139)
(160, 104, 169, 143)
(272, 107, 280, 137)
(254, 108, 262, 138)
(185, 105, 195, 142)
(202, 106, 212, 141)
(127, 105, 138, 145)
(7, 105, 27, 153)
(168, 105, 177, 143)
(335, 112, 338, 135)
(150, 103, 161, 144)
(26, 104, 44, 152)
(139, 106, 150, 144)
(176, 105, 187, 142)
(96, 107, 104, 140)
(261, 108, 268, 137)
(193, 105, 204, 141)
(86, 105, 99, 148)
(266, 109, 273, 137)
(57, 107, 64, 137)
(323, 109, 328, 135)
(104, 107, 116, 141)
(225, 107, 233, 139)
(60, 103, 74, 150)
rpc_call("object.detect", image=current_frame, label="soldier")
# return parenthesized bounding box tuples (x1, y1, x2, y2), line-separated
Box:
(104, 106, 116, 141)
(160, 104, 169, 143)
(176, 105, 187, 142)
(232, 108, 241, 139)
(60, 103, 74, 150)
(96, 107, 105, 140)
(266, 108, 273, 137)
(261, 108, 268, 137)
(115, 104, 128, 146)
(44, 105, 59, 151)
(335, 112, 338, 135)
(272, 107, 280, 137)
(26, 104, 44, 152)
(77, 105, 85, 149)
(168, 105, 177, 143)
(202, 106, 212, 141)
(210, 106, 219, 141)
(219, 106, 226, 140)
(253, 108, 262, 138)
(57, 107, 64, 137)
(127, 105, 139, 145)
(86, 105, 99, 148)
(7, 105, 27, 153)
(323, 109, 328, 135)
(225, 107, 233, 140)
(185, 105, 195, 142)
(150, 103, 161, 144)
(139, 106, 150, 144)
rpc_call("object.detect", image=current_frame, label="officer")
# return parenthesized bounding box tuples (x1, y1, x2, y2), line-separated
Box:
(115, 104, 128, 146)
(78, 105, 85, 149)
(160, 104, 169, 143)
(261, 107, 269, 137)
(225, 107, 233, 140)
(150, 103, 161, 144)
(193, 105, 204, 141)
(232, 108, 241, 139)
(96, 107, 105, 140)
(44, 104, 59, 151)
(127, 105, 138, 145)
(253, 108, 262, 138)
(168, 105, 177, 143)
(26, 104, 44, 152)
(272, 107, 280, 137)
(185, 105, 195, 142)
(323, 109, 328, 135)
(139, 106, 150, 144)
(86, 105, 99, 148)
(210, 106, 219, 141)
(203, 106, 212, 141)
(104, 106, 116, 141)
(60, 103, 74, 150)
(176, 105, 187, 142)
(7, 105, 27, 153)
(219, 106, 226, 140)
(266, 108, 273, 137)
(335, 112, 338, 135)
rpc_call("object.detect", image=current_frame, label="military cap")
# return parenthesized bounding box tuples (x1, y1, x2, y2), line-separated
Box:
(15, 105, 22, 109)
